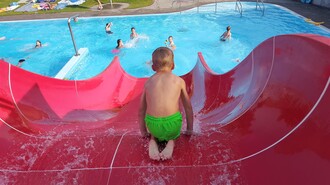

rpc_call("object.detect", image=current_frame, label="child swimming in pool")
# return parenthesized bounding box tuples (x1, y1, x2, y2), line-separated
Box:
(220, 26, 231, 41)
(111, 39, 124, 54)
(17, 59, 25, 67)
(35, 40, 42, 48)
(139, 47, 194, 161)
(116, 39, 124, 49)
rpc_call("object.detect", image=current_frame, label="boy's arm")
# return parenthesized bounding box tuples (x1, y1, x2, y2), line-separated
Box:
(180, 79, 193, 134)
(138, 90, 149, 137)
(172, 45, 177, 50)
(220, 32, 225, 38)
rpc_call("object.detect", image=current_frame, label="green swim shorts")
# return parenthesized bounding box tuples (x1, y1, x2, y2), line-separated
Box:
(145, 112, 182, 141)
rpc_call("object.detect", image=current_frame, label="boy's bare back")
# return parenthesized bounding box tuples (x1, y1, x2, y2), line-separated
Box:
(145, 71, 184, 117)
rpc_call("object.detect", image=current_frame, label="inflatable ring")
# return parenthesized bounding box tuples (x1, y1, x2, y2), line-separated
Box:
(111, 49, 120, 54)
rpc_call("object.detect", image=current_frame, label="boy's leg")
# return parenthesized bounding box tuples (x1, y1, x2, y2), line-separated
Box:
(160, 140, 175, 160)
(149, 136, 160, 161)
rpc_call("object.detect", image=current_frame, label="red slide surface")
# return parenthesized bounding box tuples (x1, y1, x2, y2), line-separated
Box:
(0, 34, 329, 184)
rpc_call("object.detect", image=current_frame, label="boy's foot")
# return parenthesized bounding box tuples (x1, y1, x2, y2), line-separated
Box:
(160, 140, 174, 160)
(149, 139, 160, 161)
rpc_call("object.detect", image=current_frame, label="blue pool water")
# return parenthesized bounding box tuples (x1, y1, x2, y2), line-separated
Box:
(0, 2, 329, 79)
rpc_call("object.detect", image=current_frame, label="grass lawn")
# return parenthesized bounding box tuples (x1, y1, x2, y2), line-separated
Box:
(0, 0, 153, 16)
(111, 0, 153, 9)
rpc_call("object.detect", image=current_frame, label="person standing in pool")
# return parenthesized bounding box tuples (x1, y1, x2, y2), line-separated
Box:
(220, 26, 231, 41)
(105, 22, 113, 34)
(139, 47, 194, 161)
(130, 27, 138, 39)
(165, 36, 176, 51)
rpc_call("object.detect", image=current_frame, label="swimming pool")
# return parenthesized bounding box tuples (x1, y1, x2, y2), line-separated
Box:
(0, 2, 329, 79)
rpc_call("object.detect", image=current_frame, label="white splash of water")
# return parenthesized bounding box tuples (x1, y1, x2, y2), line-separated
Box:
(84, 137, 95, 150)
(125, 38, 138, 48)
(50, 169, 81, 185)
(105, 128, 116, 135)
(209, 164, 241, 185)
(0, 173, 14, 185)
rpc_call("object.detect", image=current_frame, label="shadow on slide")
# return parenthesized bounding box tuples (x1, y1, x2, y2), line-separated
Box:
(0, 34, 329, 184)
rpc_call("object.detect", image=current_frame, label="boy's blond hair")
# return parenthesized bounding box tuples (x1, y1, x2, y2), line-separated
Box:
(152, 47, 174, 71)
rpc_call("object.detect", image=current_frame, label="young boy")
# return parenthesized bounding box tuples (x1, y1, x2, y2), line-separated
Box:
(139, 47, 193, 161)
(220, 26, 232, 41)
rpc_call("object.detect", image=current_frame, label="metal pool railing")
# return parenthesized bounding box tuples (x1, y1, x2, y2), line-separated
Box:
(235, 0, 243, 17)
(256, 0, 265, 16)
(67, 14, 80, 56)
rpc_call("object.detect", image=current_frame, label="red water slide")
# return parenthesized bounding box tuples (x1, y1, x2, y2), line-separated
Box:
(0, 34, 329, 184)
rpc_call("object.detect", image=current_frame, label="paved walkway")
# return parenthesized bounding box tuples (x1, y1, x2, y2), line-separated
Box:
(0, 0, 329, 29)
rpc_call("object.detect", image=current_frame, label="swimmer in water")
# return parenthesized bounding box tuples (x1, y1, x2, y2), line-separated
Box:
(105, 22, 113, 34)
(220, 26, 231, 41)
(165, 36, 176, 51)
(17, 59, 25, 67)
(116, 39, 124, 49)
(73, 17, 78, 22)
(35, 40, 42, 48)
(130, 27, 138, 39)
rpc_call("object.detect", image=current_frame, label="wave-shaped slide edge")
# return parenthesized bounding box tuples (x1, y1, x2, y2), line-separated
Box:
(0, 34, 329, 184)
